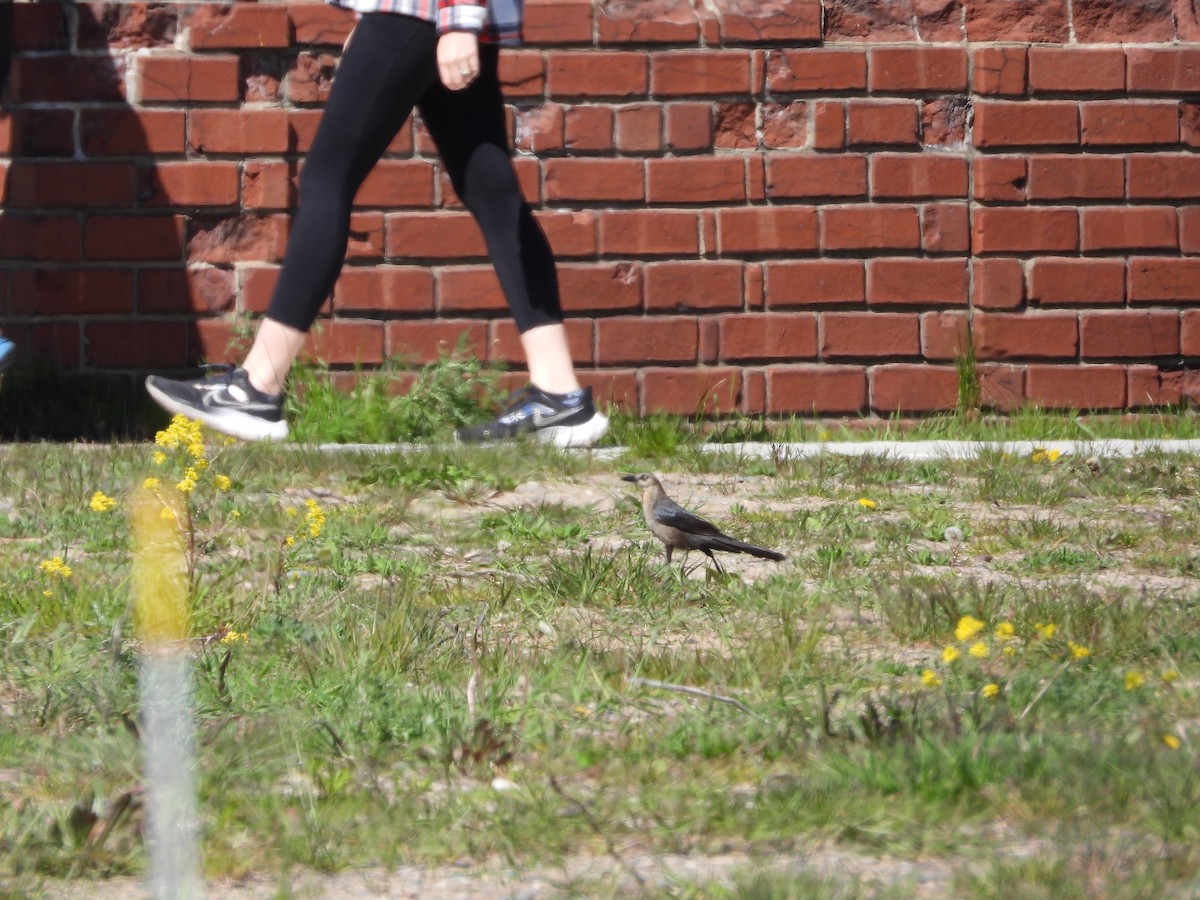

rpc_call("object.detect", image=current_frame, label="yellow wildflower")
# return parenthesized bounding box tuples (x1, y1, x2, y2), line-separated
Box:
(285, 535, 296, 547)
(955, 615, 985, 642)
(1031, 448, 1061, 463)
(213, 474, 232, 492)
(995, 622, 1015, 641)
(285, 507, 299, 518)
(230, 509, 241, 520)
(186, 442, 206, 460)
(143, 477, 161, 490)
(153, 451, 167, 466)
(159, 506, 175, 521)
(1163, 734, 1181, 750)
(942, 645, 960, 663)
(921, 669, 942, 687)
(1002, 645, 1016, 656)
(176, 477, 196, 496)
(857, 498, 876, 509)
(304, 498, 326, 538)
(1068, 641, 1090, 660)
(1161, 669, 1180, 684)
(42, 589, 53, 598)
(220, 630, 247, 645)
(1124, 671, 1145, 691)
(969, 641, 988, 659)
(982, 683, 1000, 699)
(38, 556, 72, 579)
(1035, 623, 1057, 640)
(89, 491, 116, 513)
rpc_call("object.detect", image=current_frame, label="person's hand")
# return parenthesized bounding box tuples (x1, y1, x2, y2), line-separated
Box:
(438, 31, 480, 91)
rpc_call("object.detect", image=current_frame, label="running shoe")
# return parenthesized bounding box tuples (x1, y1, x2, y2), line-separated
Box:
(456, 384, 608, 448)
(0, 338, 14, 374)
(145, 365, 288, 442)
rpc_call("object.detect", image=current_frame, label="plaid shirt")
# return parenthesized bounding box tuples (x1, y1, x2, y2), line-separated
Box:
(329, 0, 524, 45)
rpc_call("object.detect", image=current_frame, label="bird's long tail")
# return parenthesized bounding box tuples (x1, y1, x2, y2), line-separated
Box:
(706, 535, 785, 561)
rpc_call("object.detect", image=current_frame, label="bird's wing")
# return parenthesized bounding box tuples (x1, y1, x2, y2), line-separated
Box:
(651, 494, 723, 536)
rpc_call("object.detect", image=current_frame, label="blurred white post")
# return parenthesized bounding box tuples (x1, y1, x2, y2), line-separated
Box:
(131, 488, 203, 899)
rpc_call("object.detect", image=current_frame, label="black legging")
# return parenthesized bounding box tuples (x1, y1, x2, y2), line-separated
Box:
(267, 13, 561, 334)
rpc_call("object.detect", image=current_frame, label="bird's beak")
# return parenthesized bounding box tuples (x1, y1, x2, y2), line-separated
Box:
(620, 474, 638, 483)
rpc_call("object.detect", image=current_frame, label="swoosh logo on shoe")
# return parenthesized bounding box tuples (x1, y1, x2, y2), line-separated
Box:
(200, 390, 278, 414)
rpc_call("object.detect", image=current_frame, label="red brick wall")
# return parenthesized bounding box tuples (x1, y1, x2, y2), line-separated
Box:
(2, 0, 1199, 416)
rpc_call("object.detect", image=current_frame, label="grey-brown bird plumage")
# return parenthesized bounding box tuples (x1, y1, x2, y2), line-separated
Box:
(621, 473, 785, 573)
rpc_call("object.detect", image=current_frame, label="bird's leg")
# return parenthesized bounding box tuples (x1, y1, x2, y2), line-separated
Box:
(664, 546, 673, 565)
(703, 549, 724, 575)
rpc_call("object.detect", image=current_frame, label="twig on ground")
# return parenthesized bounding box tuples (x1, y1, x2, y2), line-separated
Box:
(625, 675, 770, 723)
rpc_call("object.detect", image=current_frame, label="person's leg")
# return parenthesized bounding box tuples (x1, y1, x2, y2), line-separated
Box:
(418, 51, 606, 446)
(146, 15, 441, 439)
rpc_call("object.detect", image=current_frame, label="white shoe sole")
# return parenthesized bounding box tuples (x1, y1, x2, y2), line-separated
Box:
(537, 412, 609, 449)
(146, 380, 289, 443)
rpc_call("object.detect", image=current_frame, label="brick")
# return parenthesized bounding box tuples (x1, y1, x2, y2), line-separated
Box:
(346, 212, 386, 261)
(600, 210, 700, 256)
(186, 214, 288, 265)
(287, 109, 324, 153)
(871, 154, 968, 199)
(972, 258, 1026, 311)
(545, 158, 644, 202)
(821, 205, 921, 251)
(86, 215, 184, 262)
(1182, 206, 1200, 254)
(1026, 365, 1125, 410)
(821, 312, 920, 358)
(499, 51, 546, 97)
(647, 157, 744, 203)
(972, 46, 1027, 96)
(973, 101, 1080, 148)
(651, 50, 753, 96)
(9, 269, 133, 316)
(188, 109, 290, 155)
(13, 109, 73, 157)
(1081, 207, 1178, 252)
(813, 100, 846, 149)
(289, 3, 357, 45)
(1081, 102, 1179, 146)
(1183, 311, 1200, 355)
(15, 55, 125, 104)
(141, 161, 240, 208)
(766, 260, 865, 307)
(922, 96, 969, 149)
(615, 104, 663, 153)
(547, 51, 648, 97)
(717, 207, 818, 254)
(86, 322, 188, 369)
(242, 266, 280, 314)
(532, 210, 597, 258)
(563, 106, 614, 151)
(824, 0, 916, 42)
(560, 263, 643, 313)
(767, 365, 867, 415)
(1026, 154, 1125, 201)
(353, 160, 437, 208)
(1127, 155, 1200, 200)
(187, 4, 290, 50)
(868, 47, 967, 92)
(12, 1, 71, 51)
(386, 212, 487, 260)
(597, 0, 700, 43)
(973, 156, 1027, 203)
(871, 365, 960, 413)
(79, 109, 179, 157)
(766, 154, 868, 200)
(334, 266, 435, 315)
(847, 100, 919, 146)
(714, 101, 757, 150)
(665, 102, 713, 151)
(923, 202, 970, 254)
(1127, 366, 1178, 409)
(489, 319, 593, 367)
(285, 52, 337, 104)
(766, 49, 867, 91)
(242, 160, 295, 210)
(243, 54, 283, 104)
(921, 311, 970, 361)
(761, 100, 808, 149)
(1073, 0, 1175, 42)
(1, 322, 80, 369)
(965, 0, 1069, 43)
(515, 105, 565, 153)
(1129, 258, 1200, 303)
(523, 0, 594, 45)
(701, 0, 821, 43)
(386, 320, 486, 366)
(4, 161, 134, 209)
(1029, 47, 1125, 93)
(719, 312, 818, 362)
(645, 262, 743, 312)
(1028, 258, 1124, 306)
(642, 368, 743, 417)
(972, 208, 1078, 254)
(0, 215, 80, 262)
(1080, 311, 1180, 359)
(137, 54, 240, 103)
(137, 267, 236, 315)
(915, 0, 966, 41)
(973, 311, 1078, 360)
(867, 259, 968, 306)
(978, 363, 1025, 412)
(596, 316, 697, 365)
(300, 320, 387, 367)
(1127, 48, 1200, 94)
(434, 266, 507, 315)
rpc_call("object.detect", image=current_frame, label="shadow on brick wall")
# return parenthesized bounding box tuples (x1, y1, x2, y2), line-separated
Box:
(0, 1, 189, 440)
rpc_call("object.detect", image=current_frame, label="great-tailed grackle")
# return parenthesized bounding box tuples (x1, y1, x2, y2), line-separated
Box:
(622, 473, 785, 573)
